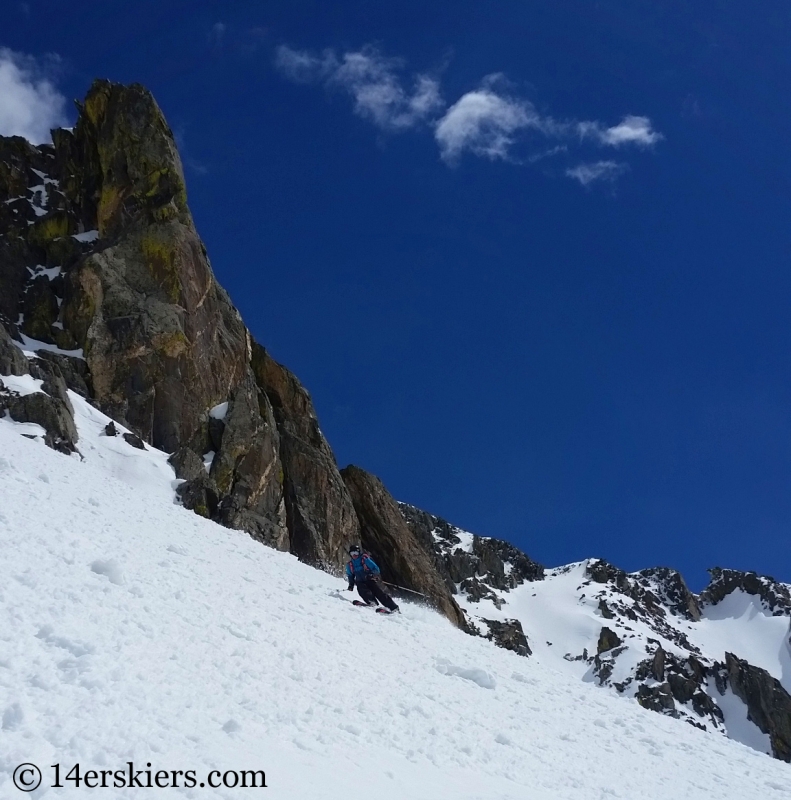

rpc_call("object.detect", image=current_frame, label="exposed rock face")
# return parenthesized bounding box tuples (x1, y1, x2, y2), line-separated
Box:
(638, 566, 701, 621)
(252, 343, 359, 570)
(721, 652, 791, 762)
(399, 501, 544, 592)
(0, 79, 342, 562)
(584, 559, 699, 649)
(0, 325, 28, 376)
(564, 560, 791, 749)
(597, 626, 622, 654)
(0, 330, 79, 454)
(57, 81, 250, 451)
(397, 502, 544, 647)
(342, 467, 467, 628)
(700, 568, 791, 616)
(479, 618, 531, 657)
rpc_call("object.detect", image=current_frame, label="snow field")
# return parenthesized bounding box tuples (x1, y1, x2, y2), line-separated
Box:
(0, 394, 789, 798)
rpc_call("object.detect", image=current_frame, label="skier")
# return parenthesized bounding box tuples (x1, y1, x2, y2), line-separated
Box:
(346, 544, 400, 613)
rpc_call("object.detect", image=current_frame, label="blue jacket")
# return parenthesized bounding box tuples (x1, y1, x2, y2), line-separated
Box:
(346, 553, 380, 586)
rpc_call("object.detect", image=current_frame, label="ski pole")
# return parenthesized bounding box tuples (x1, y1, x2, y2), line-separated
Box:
(381, 581, 427, 598)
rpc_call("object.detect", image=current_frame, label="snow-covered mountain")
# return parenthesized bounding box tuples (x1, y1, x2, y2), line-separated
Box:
(1, 394, 790, 799)
(400, 503, 791, 761)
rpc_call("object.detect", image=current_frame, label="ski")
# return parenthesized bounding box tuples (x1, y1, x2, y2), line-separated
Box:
(351, 599, 398, 615)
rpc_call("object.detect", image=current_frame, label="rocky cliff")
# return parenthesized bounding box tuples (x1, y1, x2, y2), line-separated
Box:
(0, 79, 456, 621)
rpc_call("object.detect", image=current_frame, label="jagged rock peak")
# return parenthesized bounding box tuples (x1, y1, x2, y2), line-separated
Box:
(71, 79, 189, 239)
(585, 558, 701, 623)
(396, 501, 542, 654)
(699, 567, 791, 616)
(398, 501, 544, 593)
(0, 79, 358, 574)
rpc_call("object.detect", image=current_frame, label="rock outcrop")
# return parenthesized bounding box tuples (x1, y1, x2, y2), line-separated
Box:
(342, 466, 467, 628)
(479, 618, 532, 657)
(700, 567, 791, 616)
(0, 328, 79, 454)
(399, 501, 544, 593)
(252, 343, 360, 570)
(720, 652, 791, 762)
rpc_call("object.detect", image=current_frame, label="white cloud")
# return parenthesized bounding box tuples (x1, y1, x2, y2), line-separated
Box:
(275, 45, 442, 132)
(435, 88, 537, 163)
(274, 45, 331, 83)
(578, 115, 662, 147)
(565, 160, 628, 186)
(275, 43, 663, 185)
(0, 48, 67, 144)
(435, 80, 660, 166)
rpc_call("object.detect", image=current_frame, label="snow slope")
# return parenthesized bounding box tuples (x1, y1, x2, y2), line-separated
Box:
(1, 396, 789, 798)
(459, 563, 791, 692)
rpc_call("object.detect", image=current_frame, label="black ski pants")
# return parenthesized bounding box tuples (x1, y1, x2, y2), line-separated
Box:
(356, 577, 399, 611)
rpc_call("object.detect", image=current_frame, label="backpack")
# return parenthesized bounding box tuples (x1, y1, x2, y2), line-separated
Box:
(348, 552, 374, 577)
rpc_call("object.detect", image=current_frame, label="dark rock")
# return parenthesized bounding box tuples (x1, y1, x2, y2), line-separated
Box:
(177, 473, 220, 519)
(105, 421, 118, 436)
(210, 374, 288, 550)
(208, 415, 225, 451)
(636, 683, 677, 716)
(0, 238, 29, 328)
(691, 688, 723, 723)
(0, 325, 28, 376)
(700, 568, 791, 616)
(588, 559, 626, 586)
(21, 276, 59, 343)
(341, 465, 467, 629)
(481, 618, 531, 657)
(169, 446, 204, 481)
(584, 559, 701, 653)
(651, 646, 666, 682)
(32, 365, 73, 413)
(123, 432, 146, 449)
(57, 80, 250, 452)
(593, 645, 627, 684)
(668, 672, 698, 704)
(597, 626, 622, 654)
(723, 652, 791, 762)
(447, 548, 479, 584)
(3, 390, 78, 454)
(598, 598, 615, 619)
(34, 351, 92, 398)
(637, 567, 701, 621)
(252, 343, 359, 569)
(398, 501, 544, 600)
(460, 577, 505, 608)
(473, 536, 544, 590)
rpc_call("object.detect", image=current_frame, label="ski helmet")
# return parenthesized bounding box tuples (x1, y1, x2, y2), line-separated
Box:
(348, 544, 361, 555)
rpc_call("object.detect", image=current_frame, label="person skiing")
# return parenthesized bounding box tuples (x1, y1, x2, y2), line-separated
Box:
(346, 545, 400, 613)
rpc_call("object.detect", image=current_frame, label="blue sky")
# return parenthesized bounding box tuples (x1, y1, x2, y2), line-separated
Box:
(4, 1, 791, 588)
